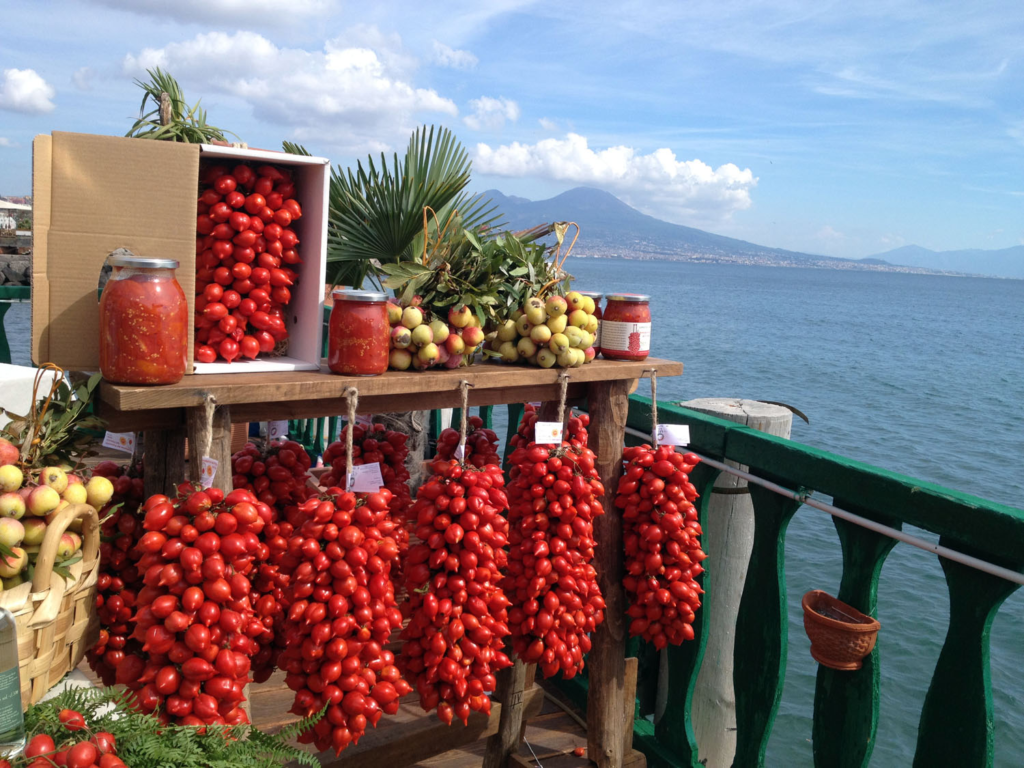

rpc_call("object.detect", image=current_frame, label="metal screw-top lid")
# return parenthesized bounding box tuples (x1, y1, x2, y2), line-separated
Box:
(107, 254, 179, 269)
(606, 293, 650, 303)
(332, 289, 388, 302)
(578, 290, 604, 300)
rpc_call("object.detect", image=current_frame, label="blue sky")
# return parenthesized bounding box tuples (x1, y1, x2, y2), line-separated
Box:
(1, 0, 1022, 258)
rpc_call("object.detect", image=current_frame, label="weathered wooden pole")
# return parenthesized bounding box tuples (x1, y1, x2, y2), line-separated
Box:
(675, 398, 793, 768)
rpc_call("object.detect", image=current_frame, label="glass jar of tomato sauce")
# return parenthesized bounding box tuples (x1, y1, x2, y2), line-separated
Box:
(99, 255, 188, 385)
(578, 291, 604, 352)
(601, 293, 651, 361)
(328, 289, 390, 376)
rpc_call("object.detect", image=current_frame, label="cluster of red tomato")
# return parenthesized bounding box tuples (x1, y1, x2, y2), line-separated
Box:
(229, 440, 316, 680)
(616, 445, 706, 648)
(504, 407, 606, 679)
(17, 711, 119, 768)
(194, 162, 303, 364)
(118, 487, 272, 726)
(398, 460, 512, 725)
(432, 417, 500, 470)
(87, 460, 146, 686)
(274, 489, 411, 754)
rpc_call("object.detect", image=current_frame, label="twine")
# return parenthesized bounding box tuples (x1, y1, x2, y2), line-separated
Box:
(647, 369, 659, 447)
(200, 393, 216, 464)
(457, 380, 473, 460)
(344, 387, 359, 484)
(555, 371, 570, 435)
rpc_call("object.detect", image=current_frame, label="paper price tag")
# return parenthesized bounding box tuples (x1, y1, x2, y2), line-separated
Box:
(102, 432, 136, 454)
(454, 443, 466, 460)
(534, 421, 563, 445)
(199, 457, 219, 488)
(268, 421, 289, 442)
(656, 424, 690, 446)
(347, 462, 384, 493)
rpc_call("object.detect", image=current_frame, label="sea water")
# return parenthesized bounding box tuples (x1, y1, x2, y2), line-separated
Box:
(4, 261, 1022, 764)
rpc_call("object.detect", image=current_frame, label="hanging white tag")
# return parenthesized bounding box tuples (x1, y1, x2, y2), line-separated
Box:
(656, 424, 690, 446)
(199, 457, 219, 488)
(454, 443, 466, 460)
(268, 421, 289, 441)
(347, 462, 384, 493)
(102, 432, 136, 454)
(534, 421, 563, 445)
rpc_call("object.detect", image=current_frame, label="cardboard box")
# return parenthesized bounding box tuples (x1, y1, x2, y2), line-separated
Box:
(32, 131, 329, 374)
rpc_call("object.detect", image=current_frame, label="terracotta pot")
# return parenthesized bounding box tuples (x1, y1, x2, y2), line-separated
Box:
(802, 590, 880, 671)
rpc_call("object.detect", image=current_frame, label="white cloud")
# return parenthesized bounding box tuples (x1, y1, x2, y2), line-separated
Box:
(123, 31, 457, 151)
(72, 67, 94, 91)
(815, 225, 844, 241)
(432, 41, 478, 70)
(538, 117, 558, 131)
(0, 138, 13, 147)
(474, 133, 757, 222)
(879, 233, 906, 248)
(464, 97, 520, 131)
(90, 0, 332, 24)
(0, 69, 55, 114)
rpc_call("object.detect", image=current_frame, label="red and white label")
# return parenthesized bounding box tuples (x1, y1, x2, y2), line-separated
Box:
(600, 320, 651, 355)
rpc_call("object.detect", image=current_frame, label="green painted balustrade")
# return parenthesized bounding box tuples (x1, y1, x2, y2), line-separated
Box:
(563, 395, 1022, 768)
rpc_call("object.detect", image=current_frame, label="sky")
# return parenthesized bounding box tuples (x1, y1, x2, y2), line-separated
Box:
(1, 0, 1023, 259)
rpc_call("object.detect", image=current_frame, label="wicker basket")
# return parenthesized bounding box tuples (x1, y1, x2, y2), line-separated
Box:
(0, 503, 100, 708)
(802, 590, 880, 671)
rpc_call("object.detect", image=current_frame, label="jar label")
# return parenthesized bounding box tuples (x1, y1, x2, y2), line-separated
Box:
(600, 320, 651, 354)
(594, 319, 602, 349)
(0, 666, 21, 736)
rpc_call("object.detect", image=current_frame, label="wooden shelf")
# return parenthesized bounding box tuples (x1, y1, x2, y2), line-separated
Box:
(97, 358, 681, 430)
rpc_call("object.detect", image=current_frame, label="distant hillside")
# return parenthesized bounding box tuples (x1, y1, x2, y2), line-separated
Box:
(481, 187, 945, 275)
(868, 244, 1024, 279)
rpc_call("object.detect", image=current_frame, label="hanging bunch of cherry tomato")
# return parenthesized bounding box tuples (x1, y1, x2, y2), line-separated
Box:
(432, 417, 500, 470)
(320, 424, 412, 515)
(398, 460, 512, 725)
(122, 486, 272, 726)
(503, 408, 606, 679)
(194, 162, 303, 364)
(616, 445, 706, 649)
(275, 489, 410, 754)
(87, 460, 146, 686)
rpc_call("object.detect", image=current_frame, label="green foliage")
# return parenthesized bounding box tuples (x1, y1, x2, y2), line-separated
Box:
(282, 141, 312, 156)
(126, 68, 234, 144)
(380, 227, 572, 326)
(327, 125, 504, 289)
(0, 372, 104, 469)
(20, 687, 322, 768)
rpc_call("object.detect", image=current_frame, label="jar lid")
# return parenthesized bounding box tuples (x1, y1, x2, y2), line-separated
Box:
(332, 289, 388, 302)
(108, 255, 179, 269)
(578, 291, 604, 299)
(606, 293, 650, 303)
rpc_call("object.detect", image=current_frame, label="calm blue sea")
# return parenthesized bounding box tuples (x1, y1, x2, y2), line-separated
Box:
(4, 260, 1022, 764)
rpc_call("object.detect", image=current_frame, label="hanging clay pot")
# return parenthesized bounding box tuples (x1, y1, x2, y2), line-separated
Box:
(802, 590, 881, 671)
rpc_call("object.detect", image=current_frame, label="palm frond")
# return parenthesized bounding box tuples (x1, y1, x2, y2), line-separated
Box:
(126, 68, 234, 144)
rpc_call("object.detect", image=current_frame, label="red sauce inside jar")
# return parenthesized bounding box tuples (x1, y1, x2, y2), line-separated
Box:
(328, 290, 390, 376)
(99, 259, 188, 385)
(600, 293, 651, 361)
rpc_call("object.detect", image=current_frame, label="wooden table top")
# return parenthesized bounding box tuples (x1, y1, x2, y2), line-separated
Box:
(100, 357, 682, 413)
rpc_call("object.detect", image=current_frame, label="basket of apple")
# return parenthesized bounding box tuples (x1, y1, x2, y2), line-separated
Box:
(385, 298, 486, 371)
(487, 291, 599, 368)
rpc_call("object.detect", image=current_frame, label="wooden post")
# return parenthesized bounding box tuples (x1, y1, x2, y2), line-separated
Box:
(586, 378, 631, 768)
(143, 427, 185, 498)
(681, 399, 792, 768)
(186, 400, 233, 493)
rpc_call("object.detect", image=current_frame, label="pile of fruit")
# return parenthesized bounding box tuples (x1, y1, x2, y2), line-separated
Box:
(432, 416, 499, 470)
(275, 488, 410, 754)
(0, 440, 105, 588)
(19, 711, 121, 768)
(487, 292, 599, 368)
(385, 300, 485, 371)
(616, 445, 706, 648)
(194, 162, 304, 364)
(503, 407, 606, 678)
(399, 460, 512, 724)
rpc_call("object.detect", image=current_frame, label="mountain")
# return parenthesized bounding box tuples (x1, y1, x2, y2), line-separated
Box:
(480, 187, 944, 275)
(868, 244, 1024, 279)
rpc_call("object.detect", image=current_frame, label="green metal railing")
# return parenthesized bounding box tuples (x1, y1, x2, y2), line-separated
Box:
(549, 396, 1022, 768)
